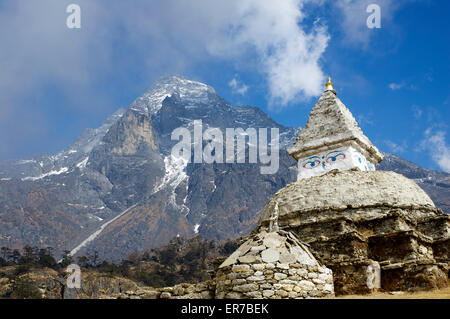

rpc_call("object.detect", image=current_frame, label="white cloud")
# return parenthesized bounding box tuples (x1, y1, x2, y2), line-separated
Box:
(411, 105, 423, 119)
(388, 81, 417, 91)
(334, 0, 400, 45)
(389, 82, 405, 90)
(419, 130, 450, 173)
(384, 140, 407, 154)
(356, 112, 374, 126)
(204, 0, 330, 105)
(228, 78, 249, 95)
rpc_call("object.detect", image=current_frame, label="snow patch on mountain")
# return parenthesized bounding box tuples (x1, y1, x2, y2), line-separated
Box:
(67, 204, 137, 258)
(87, 213, 104, 222)
(210, 180, 216, 191)
(17, 159, 36, 165)
(155, 154, 189, 193)
(76, 157, 89, 169)
(21, 167, 69, 181)
(153, 154, 191, 214)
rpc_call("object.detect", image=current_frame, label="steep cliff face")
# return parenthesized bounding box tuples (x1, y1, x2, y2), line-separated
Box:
(88, 109, 165, 209)
(107, 111, 159, 155)
(0, 76, 448, 262)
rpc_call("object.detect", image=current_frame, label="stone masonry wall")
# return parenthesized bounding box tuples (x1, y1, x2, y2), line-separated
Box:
(215, 262, 333, 299)
(102, 230, 335, 299)
(102, 281, 215, 299)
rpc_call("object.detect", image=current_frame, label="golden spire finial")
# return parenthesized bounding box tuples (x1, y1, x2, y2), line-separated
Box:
(325, 77, 334, 91)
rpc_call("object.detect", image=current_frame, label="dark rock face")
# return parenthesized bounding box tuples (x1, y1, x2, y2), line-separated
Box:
(185, 151, 296, 241)
(88, 189, 194, 260)
(88, 109, 165, 209)
(0, 76, 448, 262)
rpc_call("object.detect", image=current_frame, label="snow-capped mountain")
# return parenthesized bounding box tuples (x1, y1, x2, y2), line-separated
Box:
(0, 75, 448, 262)
(129, 75, 217, 116)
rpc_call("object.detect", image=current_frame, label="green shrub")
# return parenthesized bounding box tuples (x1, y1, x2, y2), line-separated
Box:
(11, 279, 42, 299)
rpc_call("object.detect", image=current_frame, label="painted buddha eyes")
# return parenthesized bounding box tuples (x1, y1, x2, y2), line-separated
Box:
(301, 151, 346, 169)
(325, 151, 346, 163)
(303, 158, 321, 169)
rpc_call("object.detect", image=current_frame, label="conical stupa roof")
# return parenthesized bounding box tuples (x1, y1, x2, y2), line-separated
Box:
(288, 88, 383, 164)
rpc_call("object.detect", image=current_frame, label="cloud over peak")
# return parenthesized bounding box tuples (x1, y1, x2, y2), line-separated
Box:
(419, 129, 450, 173)
(228, 78, 249, 95)
(1, 0, 330, 108)
(206, 0, 330, 106)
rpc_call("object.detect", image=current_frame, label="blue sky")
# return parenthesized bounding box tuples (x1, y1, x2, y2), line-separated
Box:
(0, 0, 449, 172)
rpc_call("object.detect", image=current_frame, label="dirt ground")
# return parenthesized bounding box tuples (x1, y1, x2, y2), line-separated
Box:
(331, 287, 450, 299)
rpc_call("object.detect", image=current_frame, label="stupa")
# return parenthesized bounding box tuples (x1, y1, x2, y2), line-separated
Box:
(257, 78, 449, 295)
(108, 78, 448, 299)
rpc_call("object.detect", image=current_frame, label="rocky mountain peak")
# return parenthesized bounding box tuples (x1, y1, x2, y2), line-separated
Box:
(129, 75, 217, 116)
